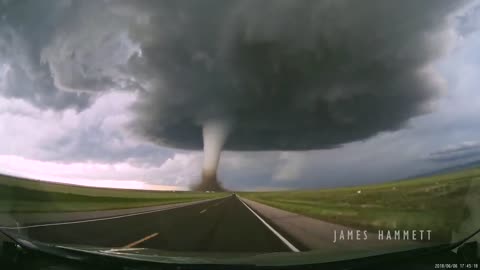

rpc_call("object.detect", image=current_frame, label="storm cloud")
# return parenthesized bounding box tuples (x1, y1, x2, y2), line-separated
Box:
(0, 0, 93, 110)
(0, 0, 139, 110)
(127, 0, 463, 151)
(0, 0, 474, 189)
(0, 0, 467, 149)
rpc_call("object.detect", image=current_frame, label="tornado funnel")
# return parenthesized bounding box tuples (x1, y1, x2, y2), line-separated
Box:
(193, 120, 230, 191)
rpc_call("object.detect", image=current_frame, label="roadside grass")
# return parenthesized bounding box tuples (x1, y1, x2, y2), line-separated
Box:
(241, 168, 480, 242)
(0, 174, 224, 212)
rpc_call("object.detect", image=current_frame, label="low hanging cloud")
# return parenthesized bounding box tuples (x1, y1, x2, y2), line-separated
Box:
(0, 1, 472, 151)
(427, 141, 480, 162)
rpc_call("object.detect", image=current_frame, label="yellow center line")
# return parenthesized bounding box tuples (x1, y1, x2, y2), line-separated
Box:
(123, 232, 159, 248)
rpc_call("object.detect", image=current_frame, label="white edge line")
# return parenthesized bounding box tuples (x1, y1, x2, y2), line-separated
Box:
(0, 197, 226, 230)
(238, 197, 300, 252)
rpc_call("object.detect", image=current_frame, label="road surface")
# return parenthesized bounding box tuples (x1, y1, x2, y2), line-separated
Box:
(9, 195, 299, 253)
(0, 199, 221, 227)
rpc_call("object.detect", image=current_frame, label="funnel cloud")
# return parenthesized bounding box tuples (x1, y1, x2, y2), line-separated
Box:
(0, 0, 471, 189)
(196, 120, 231, 190)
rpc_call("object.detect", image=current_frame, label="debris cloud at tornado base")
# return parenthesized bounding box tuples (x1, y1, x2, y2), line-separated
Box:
(0, 0, 471, 189)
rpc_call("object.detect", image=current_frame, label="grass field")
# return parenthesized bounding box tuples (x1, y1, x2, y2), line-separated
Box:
(2, 169, 479, 241)
(242, 168, 480, 242)
(0, 174, 224, 212)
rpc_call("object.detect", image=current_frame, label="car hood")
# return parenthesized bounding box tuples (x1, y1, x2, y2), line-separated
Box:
(51, 242, 441, 266)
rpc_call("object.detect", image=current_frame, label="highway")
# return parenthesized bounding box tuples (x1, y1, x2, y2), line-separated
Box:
(13, 195, 299, 253)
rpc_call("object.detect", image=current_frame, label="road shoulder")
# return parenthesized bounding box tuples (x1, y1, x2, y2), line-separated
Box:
(240, 197, 429, 252)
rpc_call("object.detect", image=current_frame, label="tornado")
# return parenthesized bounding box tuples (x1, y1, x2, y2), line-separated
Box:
(193, 120, 231, 191)
(21, 1, 466, 191)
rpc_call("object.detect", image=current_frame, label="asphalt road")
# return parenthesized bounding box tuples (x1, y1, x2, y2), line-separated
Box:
(13, 195, 295, 253)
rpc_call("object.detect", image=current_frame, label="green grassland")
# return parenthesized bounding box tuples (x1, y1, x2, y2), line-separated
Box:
(0, 174, 224, 212)
(242, 168, 480, 242)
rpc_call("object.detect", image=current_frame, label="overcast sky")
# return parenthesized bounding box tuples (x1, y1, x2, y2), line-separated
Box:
(1, 0, 480, 191)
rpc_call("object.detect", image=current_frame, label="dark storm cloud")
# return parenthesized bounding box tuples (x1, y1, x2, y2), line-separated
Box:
(125, 0, 467, 151)
(0, 0, 139, 110)
(0, 0, 93, 110)
(0, 0, 471, 151)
